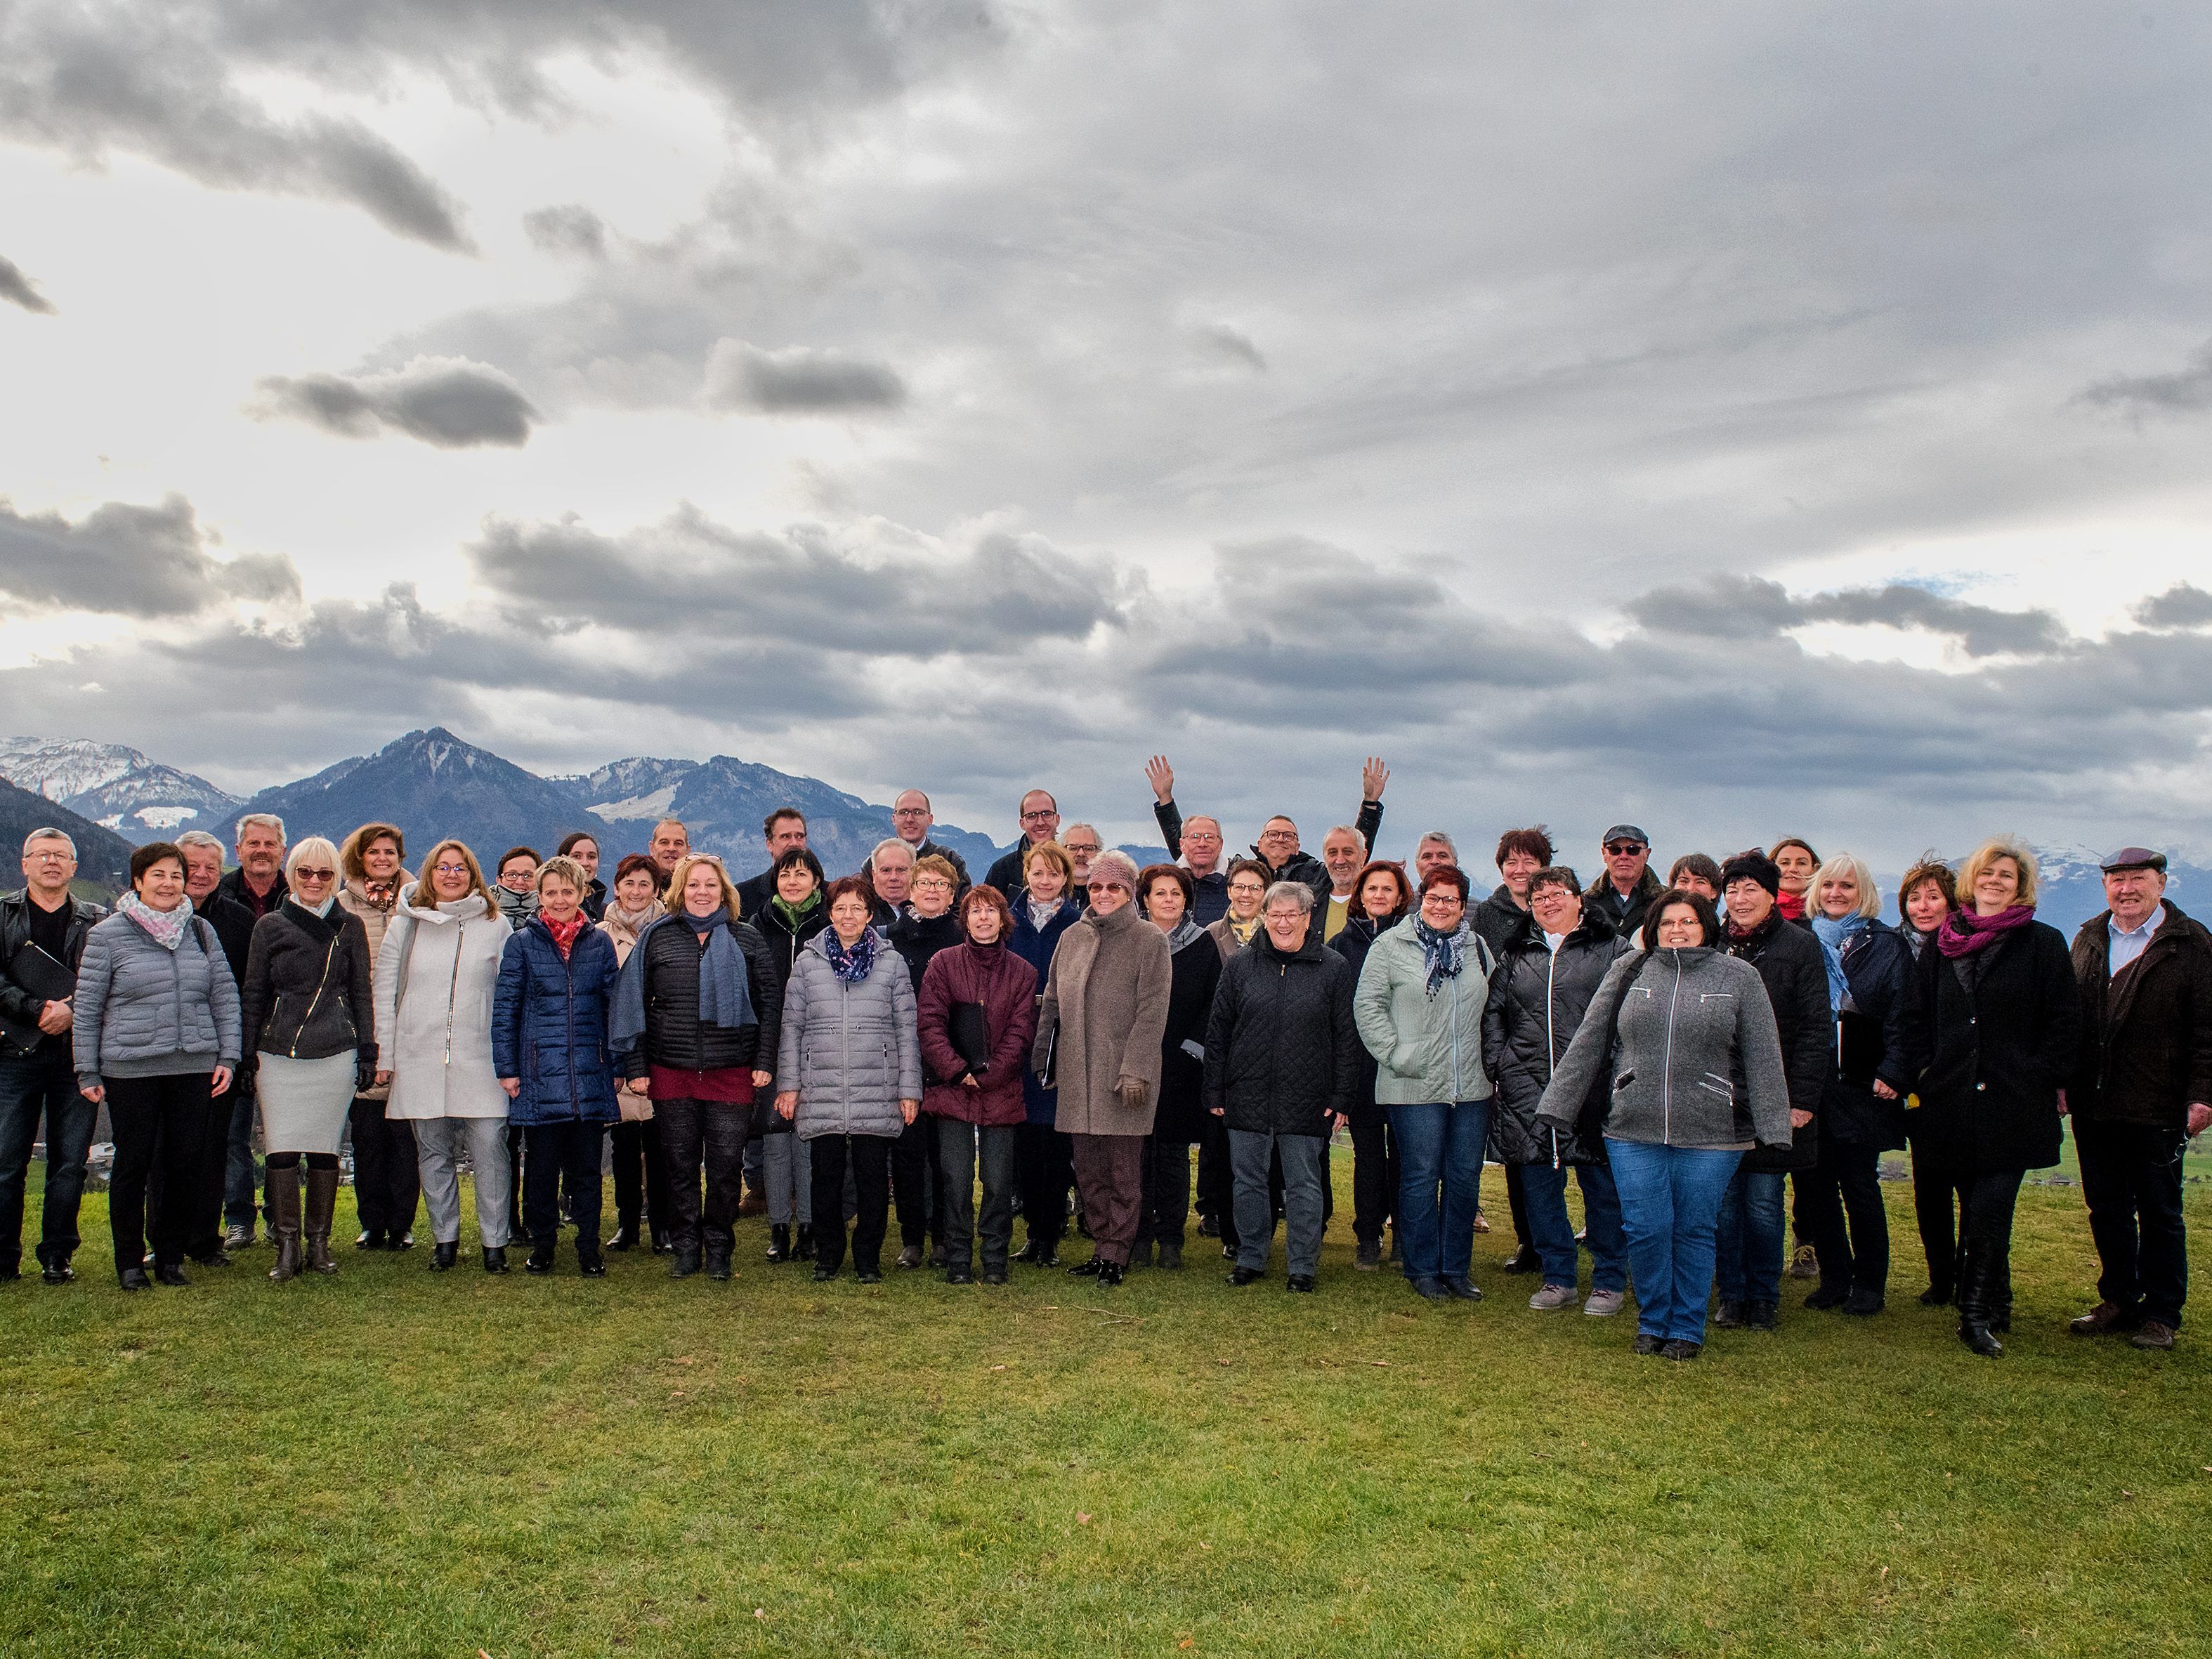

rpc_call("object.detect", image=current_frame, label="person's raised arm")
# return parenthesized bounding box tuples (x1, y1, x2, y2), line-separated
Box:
(1148, 755, 1184, 856)
(1355, 756, 1389, 850)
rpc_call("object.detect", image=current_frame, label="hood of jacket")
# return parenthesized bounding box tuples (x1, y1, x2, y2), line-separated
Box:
(394, 881, 490, 926)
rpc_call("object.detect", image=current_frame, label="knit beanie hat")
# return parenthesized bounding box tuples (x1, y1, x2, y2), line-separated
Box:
(1717, 850, 1781, 898)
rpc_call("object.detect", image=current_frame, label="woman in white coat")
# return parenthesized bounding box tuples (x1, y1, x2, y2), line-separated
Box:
(373, 839, 516, 1273)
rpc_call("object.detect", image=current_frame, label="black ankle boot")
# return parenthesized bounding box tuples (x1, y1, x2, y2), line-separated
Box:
(431, 1241, 458, 1271)
(792, 1224, 815, 1262)
(767, 1224, 790, 1263)
(606, 1217, 639, 1252)
(482, 1246, 508, 1273)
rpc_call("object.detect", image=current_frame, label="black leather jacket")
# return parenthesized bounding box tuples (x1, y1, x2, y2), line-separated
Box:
(0, 890, 106, 1058)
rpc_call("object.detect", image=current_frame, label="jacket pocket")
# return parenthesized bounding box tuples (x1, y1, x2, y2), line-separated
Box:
(1613, 1070, 1636, 1093)
(1696, 1072, 1732, 1102)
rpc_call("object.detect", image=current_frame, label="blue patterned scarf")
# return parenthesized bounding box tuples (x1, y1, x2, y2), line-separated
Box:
(825, 926, 879, 985)
(1809, 914, 1867, 1013)
(1415, 918, 1469, 997)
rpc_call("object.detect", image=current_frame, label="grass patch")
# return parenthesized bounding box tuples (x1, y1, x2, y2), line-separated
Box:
(2, 1167, 2206, 1657)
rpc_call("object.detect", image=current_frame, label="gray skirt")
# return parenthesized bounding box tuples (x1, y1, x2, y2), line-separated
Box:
(256, 1049, 357, 1155)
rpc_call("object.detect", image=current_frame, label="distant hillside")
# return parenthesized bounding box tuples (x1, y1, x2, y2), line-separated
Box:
(0, 736, 240, 846)
(214, 728, 608, 865)
(0, 775, 134, 889)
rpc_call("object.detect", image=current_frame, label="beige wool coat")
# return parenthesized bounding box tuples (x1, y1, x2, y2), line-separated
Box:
(1032, 902, 1172, 1136)
(339, 873, 411, 1102)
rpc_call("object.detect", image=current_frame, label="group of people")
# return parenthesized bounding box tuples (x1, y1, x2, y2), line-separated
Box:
(2, 756, 2202, 1364)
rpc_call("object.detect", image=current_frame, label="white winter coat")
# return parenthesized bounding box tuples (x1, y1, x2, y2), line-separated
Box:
(372, 884, 511, 1121)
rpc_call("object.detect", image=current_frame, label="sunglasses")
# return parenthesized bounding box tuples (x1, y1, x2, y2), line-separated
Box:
(1604, 842, 1647, 855)
(1085, 881, 1127, 894)
(292, 867, 336, 882)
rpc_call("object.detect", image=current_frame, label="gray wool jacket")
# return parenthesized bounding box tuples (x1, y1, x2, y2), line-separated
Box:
(1536, 945, 1791, 1151)
(72, 909, 244, 1087)
(775, 928, 924, 1141)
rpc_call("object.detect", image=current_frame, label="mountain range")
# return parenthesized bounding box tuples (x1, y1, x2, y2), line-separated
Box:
(0, 774, 135, 888)
(0, 736, 240, 845)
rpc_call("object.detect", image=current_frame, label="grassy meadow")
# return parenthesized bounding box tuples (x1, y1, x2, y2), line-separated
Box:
(1, 1162, 2206, 1658)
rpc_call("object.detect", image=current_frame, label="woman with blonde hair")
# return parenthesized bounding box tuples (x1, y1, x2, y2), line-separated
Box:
(337, 821, 418, 1251)
(610, 853, 780, 1281)
(1911, 835, 2079, 1356)
(1800, 853, 1914, 1316)
(373, 839, 515, 1273)
(241, 836, 377, 1281)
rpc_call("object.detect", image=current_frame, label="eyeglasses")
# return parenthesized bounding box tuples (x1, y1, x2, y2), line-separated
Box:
(1259, 829, 1297, 842)
(293, 867, 336, 882)
(1021, 809, 1058, 823)
(431, 863, 471, 877)
(1086, 881, 1126, 894)
(25, 850, 72, 861)
(1604, 842, 1647, 855)
(1064, 845, 1101, 857)
(892, 807, 929, 818)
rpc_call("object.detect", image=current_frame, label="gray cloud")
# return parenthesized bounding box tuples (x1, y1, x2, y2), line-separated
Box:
(0, 256, 56, 315)
(1626, 575, 2067, 659)
(254, 357, 539, 447)
(0, 495, 299, 618)
(522, 204, 606, 258)
(2079, 341, 2212, 417)
(1193, 324, 1267, 372)
(702, 339, 906, 414)
(2134, 583, 2212, 629)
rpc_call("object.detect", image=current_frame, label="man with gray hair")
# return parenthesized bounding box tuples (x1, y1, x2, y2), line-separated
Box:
(0, 828, 105, 1283)
(218, 813, 287, 920)
(1203, 878, 1360, 1293)
(213, 814, 284, 1245)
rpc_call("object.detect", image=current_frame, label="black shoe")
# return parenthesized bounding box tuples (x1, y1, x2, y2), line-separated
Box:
(1958, 1318, 2003, 1358)
(1747, 1300, 1779, 1331)
(1156, 1240, 1184, 1271)
(813, 1263, 837, 1283)
(525, 1247, 556, 1276)
(1226, 1266, 1263, 1287)
(981, 1268, 1007, 1285)
(1287, 1273, 1316, 1293)
(855, 1268, 884, 1285)
(669, 1248, 702, 1280)
(930, 1242, 950, 1269)
(1713, 1299, 1748, 1329)
(188, 1247, 231, 1268)
(154, 1262, 190, 1287)
(1442, 1276, 1483, 1302)
(1010, 1239, 1039, 1264)
(607, 1220, 639, 1252)
(40, 1259, 74, 1285)
(482, 1247, 509, 1274)
(355, 1230, 386, 1250)
(1805, 1283, 1850, 1311)
(1919, 1283, 1953, 1306)
(792, 1224, 815, 1262)
(1499, 1246, 1539, 1275)
(1033, 1244, 1062, 1269)
(431, 1242, 458, 1271)
(947, 1265, 976, 1285)
(1633, 1332, 1665, 1356)
(704, 1249, 732, 1282)
(1842, 1288, 1884, 1317)
(578, 1252, 607, 1278)
(391, 1232, 414, 1251)
(118, 1266, 152, 1291)
(1661, 1339, 1702, 1361)
(1411, 1276, 1448, 1300)
(1097, 1262, 1124, 1287)
(650, 1230, 674, 1256)
(1197, 1214, 1220, 1238)
(1068, 1257, 1105, 1278)
(767, 1224, 790, 1264)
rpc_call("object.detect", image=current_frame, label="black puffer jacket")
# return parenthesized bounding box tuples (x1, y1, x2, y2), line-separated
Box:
(1153, 925, 1223, 1143)
(1823, 919, 1914, 1150)
(1911, 917, 2079, 1173)
(752, 897, 830, 998)
(1724, 910, 1831, 1172)
(889, 909, 965, 992)
(1201, 927, 1359, 1136)
(240, 900, 377, 1066)
(1480, 906, 1630, 1165)
(1472, 885, 1526, 961)
(620, 914, 783, 1079)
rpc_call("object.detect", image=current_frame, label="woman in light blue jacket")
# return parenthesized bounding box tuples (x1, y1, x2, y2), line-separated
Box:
(774, 877, 922, 1284)
(1352, 867, 1497, 1304)
(72, 842, 240, 1290)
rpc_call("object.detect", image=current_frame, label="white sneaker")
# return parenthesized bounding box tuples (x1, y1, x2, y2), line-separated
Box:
(1528, 1282, 1580, 1311)
(1583, 1288, 1625, 1318)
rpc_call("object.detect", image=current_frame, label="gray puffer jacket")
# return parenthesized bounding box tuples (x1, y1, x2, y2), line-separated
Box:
(73, 909, 243, 1087)
(1537, 946, 1791, 1151)
(775, 929, 922, 1141)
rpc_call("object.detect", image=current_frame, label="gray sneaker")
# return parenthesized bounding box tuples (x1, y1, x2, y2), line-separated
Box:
(1528, 1282, 1580, 1311)
(1583, 1288, 1625, 1318)
(224, 1222, 256, 1250)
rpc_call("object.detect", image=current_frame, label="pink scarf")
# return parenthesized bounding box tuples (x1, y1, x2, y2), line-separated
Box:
(1935, 904, 2034, 959)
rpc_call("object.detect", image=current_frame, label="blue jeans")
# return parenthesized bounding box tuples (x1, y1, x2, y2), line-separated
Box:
(1714, 1167, 1788, 1306)
(0, 1048, 96, 1269)
(1606, 1137, 1743, 1343)
(1389, 1100, 1491, 1284)
(1228, 1129, 1326, 1277)
(224, 1087, 263, 1228)
(1523, 1158, 1628, 1292)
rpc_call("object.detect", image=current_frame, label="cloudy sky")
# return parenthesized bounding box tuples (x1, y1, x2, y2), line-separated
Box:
(4, 1, 2211, 867)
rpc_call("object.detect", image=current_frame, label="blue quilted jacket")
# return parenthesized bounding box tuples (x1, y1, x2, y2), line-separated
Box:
(492, 917, 620, 1125)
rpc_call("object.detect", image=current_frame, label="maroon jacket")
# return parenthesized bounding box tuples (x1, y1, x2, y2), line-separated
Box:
(918, 940, 1039, 1127)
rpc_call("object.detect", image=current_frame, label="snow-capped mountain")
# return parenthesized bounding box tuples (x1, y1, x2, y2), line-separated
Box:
(0, 737, 241, 845)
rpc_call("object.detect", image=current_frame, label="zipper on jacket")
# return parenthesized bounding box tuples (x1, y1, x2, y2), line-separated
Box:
(290, 940, 338, 1058)
(1545, 950, 1559, 1167)
(1662, 953, 1683, 1143)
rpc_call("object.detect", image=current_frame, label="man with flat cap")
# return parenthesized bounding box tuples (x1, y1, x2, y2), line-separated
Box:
(2065, 847, 2212, 1351)
(1583, 825, 1665, 940)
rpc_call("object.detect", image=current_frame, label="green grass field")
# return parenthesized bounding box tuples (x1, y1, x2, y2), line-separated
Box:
(3, 1165, 2206, 1658)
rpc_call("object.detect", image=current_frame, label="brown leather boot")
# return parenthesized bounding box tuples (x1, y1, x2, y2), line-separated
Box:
(303, 1167, 341, 1276)
(267, 1172, 303, 1283)
(2067, 1300, 2140, 1337)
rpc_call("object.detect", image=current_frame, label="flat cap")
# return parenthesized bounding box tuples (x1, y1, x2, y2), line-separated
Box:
(2100, 846, 2168, 874)
(1601, 825, 1649, 846)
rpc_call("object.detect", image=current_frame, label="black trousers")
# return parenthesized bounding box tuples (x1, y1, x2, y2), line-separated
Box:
(893, 1110, 947, 1249)
(1198, 1113, 1241, 1250)
(1956, 1167, 2024, 1321)
(1911, 1150, 1973, 1296)
(1801, 1141, 1890, 1294)
(610, 1117, 672, 1233)
(180, 1091, 235, 1258)
(1347, 1106, 1397, 1247)
(346, 1095, 419, 1239)
(1503, 1161, 1529, 1247)
(107, 1073, 211, 1271)
(1136, 1134, 1194, 1250)
(657, 1099, 747, 1256)
(810, 1133, 893, 1273)
(1014, 1122, 1074, 1250)
(937, 1119, 1017, 1273)
(2076, 1117, 2190, 1330)
(522, 1121, 603, 1252)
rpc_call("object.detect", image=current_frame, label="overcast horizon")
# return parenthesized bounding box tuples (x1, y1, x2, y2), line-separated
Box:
(5, 4, 2212, 867)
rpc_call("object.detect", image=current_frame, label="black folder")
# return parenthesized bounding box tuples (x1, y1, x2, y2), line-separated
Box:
(0, 943, 74, 1048)
(949, 1001, 992, 1075)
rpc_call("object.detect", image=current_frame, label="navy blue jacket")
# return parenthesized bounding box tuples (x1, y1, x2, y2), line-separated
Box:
(1008, 893, 1081, 1126)
(492, 917, 621, 1126)
(1824, 918, 1916, 1150)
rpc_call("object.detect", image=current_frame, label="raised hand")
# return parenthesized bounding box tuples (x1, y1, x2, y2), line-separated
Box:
(1145, 754, 1176, 804)
(1361, 756, 1390, 801)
